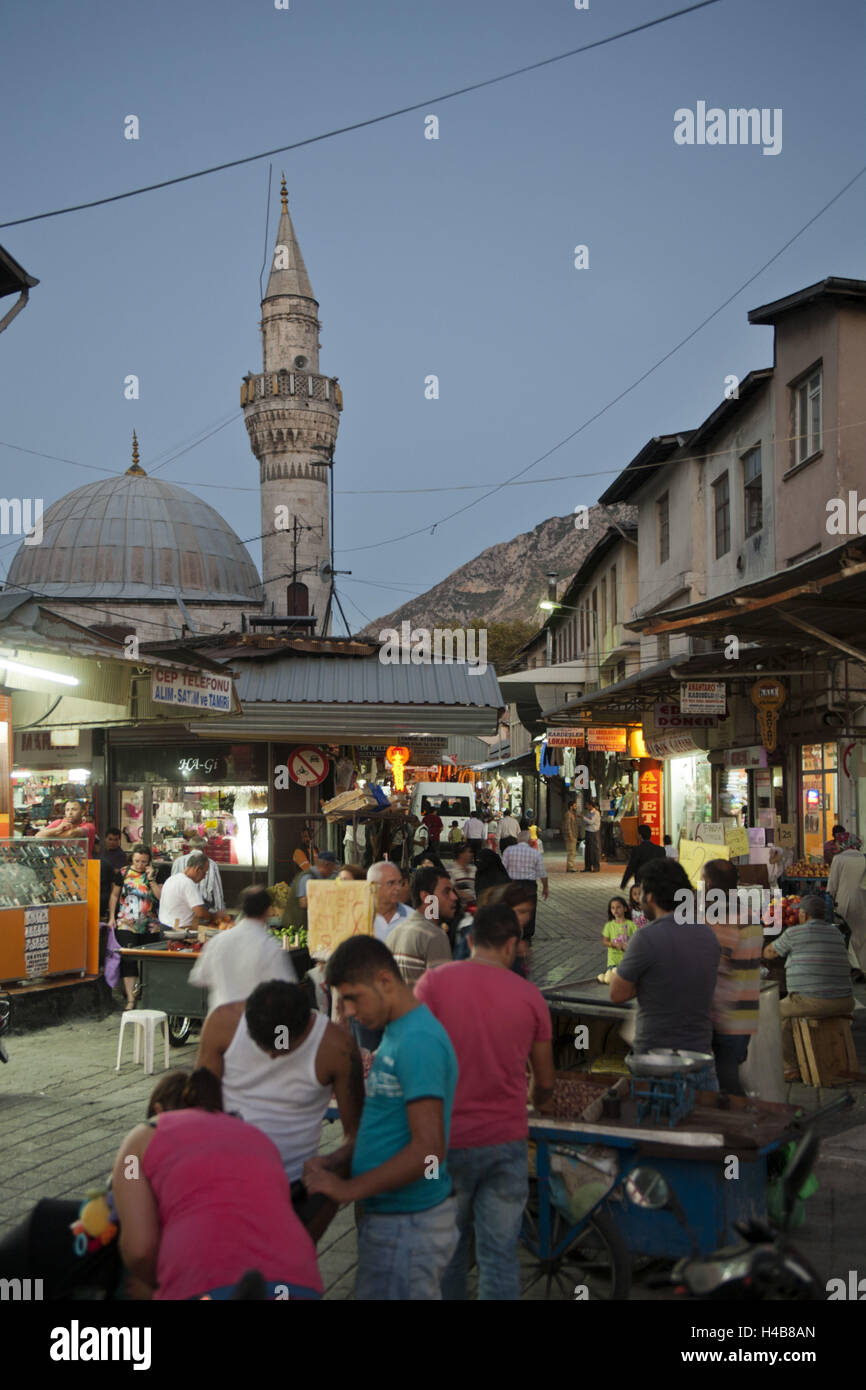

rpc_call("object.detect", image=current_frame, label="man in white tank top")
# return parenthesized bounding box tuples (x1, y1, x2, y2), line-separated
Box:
(197, 980, 364, 1236)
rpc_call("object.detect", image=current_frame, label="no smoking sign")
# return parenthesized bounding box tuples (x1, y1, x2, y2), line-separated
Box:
(286, 745, 329, 787)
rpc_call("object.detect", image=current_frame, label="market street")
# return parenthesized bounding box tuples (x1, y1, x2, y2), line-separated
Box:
(2, 852, 865, 1301)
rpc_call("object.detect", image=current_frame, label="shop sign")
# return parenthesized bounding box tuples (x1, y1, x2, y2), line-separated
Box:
(14, 728, 92, 767)
(653, 702, 719, 730)
(720, 745, 767, 770)
(644, 733, 704, 759)
(546, 728, 586, 748)
(24, 905, 49, 978)
(638, 767, 662, 841)
(586, 728, 627, 753)
(113, 743, 268, 785)
(151, 668, 234, 713)
(776, 823, 795, 848)
(680, 682, 727, 715)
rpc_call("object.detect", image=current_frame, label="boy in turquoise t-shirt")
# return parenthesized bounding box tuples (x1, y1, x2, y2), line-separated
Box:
(598, 896, 637, 984)
(306, 935, 459, 1301)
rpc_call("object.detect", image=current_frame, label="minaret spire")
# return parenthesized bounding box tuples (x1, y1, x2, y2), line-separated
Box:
(265, 176, 315, 302)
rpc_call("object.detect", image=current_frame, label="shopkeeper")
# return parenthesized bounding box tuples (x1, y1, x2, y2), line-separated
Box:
(158, 852, 228, 932)
(34, 799, 96, 857)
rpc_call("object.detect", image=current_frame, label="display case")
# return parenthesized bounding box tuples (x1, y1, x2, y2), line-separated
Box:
(0, 838, 97, 984)
(0, 838, 88, 909)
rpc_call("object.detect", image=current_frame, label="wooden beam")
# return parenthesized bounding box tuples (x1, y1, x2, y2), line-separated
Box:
(777, 610, 866, 664)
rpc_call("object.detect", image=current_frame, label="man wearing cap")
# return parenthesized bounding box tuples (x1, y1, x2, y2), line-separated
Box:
(282, 851, 339, 933)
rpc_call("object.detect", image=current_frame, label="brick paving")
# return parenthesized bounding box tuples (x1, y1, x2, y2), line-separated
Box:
(1, 849, 864, 1299)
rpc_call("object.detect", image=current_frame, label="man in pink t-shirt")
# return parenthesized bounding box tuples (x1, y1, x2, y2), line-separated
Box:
(415, 901, 554, 1301)
(34, 798, 96, 857)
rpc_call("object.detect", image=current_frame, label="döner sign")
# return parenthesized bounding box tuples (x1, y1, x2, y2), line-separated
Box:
(151, 668, 233, 712)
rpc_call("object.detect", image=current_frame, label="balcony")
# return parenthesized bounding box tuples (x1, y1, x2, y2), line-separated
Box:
(241, 371, 342, 410)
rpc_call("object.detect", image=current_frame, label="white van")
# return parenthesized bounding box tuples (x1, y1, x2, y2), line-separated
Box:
(409, 781, 476, 827)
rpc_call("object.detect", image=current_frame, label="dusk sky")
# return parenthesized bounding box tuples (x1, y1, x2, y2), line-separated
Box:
(2, 0, 864, 633)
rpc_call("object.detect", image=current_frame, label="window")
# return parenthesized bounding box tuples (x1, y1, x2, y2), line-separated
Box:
(579, 608, 585, 652)
(742, 445, 762, 537)
(600, 578, 607, 642)
(657, 494, 670, 564)
(713, 472, 731, 558)
(657, 633, 670, 661)
(792, 367, 822, 466)
(610, 566, 617, 626)
(591, 589, 598, 651)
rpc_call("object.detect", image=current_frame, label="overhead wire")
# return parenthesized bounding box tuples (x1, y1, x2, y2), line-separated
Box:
(0, 2, 723, 231)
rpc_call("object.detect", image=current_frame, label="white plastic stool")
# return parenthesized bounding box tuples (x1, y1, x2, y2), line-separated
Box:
(115, 1009, 170, 1075)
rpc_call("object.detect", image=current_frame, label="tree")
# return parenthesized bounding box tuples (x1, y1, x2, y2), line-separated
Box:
(466, 618, 538, 673)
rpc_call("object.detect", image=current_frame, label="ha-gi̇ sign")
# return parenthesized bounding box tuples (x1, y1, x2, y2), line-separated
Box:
(151, 668, 234, 713)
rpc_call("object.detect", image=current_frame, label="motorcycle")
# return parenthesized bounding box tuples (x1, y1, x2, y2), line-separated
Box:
(0, 989, 12, 1062)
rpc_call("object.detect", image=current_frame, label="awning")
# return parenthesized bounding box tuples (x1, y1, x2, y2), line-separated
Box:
(473, 752, 537, 774)
(644, 733, 706, 759)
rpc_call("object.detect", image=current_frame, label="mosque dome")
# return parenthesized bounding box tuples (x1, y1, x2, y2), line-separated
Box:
(7, 440, 261, 604)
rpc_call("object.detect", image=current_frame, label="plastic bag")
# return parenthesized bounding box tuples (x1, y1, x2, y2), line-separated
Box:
(103, 927, 121, 990)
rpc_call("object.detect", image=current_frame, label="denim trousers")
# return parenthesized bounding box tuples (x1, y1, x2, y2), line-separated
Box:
(441, 1139, 528, 1301)
(355, 1197, 459, 1301)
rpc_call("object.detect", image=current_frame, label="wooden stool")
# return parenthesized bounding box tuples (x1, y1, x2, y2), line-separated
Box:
(791, 1015, 857, 1087)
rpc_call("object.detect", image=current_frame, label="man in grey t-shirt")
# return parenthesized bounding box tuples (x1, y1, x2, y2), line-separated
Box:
(610, 858, 720, 1057)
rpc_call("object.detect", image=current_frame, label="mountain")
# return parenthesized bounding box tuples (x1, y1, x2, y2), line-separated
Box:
(364, 504, 637, 635)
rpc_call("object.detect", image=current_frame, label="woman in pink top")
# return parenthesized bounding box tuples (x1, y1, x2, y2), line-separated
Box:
(111, 1069, 322, 1300)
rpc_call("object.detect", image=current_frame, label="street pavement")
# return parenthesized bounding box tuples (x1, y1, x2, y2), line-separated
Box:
(1, 851, 865, 1300)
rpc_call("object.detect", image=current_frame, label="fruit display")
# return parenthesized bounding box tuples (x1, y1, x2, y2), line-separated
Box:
(270, 925, 308, 950)
(788, 860, 830, 877)
(764, 894, 802, 928)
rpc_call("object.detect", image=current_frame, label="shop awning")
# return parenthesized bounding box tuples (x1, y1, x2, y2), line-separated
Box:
(629, 536, 866, 664)
(472, 752, 537, 773)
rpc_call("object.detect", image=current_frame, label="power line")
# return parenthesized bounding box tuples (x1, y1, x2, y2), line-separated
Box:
(336, 162, 866, 554)
(0, 2, 723, 231)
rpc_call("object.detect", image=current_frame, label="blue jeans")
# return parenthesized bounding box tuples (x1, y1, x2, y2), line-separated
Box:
(355, 1198, 458, 1301)
(441, 1140, 528, 1301)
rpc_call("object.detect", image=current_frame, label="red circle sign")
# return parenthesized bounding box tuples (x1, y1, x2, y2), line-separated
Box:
(287, 746, 329, 787)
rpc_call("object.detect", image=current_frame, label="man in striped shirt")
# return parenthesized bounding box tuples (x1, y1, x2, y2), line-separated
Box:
(703, 860, 762, 1095)
(764, 894, 854, 1080)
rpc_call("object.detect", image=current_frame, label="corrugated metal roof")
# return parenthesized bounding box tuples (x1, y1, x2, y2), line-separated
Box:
(230, 655, 503, 708)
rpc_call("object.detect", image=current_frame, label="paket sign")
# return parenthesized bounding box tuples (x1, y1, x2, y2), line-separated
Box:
(151, 668, 234, 713)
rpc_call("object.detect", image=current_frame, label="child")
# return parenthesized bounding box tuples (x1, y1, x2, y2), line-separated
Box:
(447, 820, 462, 845)
(627, 883, 647, 930)
(598, 896, 636, 984)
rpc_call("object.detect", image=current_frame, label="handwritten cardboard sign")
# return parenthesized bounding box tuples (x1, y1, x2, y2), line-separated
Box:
(776, 823, 795, 849)
(307, 879, 377, 960)
(725, 826, 750, 858)
(679, 839, 731, 890)
(694, 822, 725, 844)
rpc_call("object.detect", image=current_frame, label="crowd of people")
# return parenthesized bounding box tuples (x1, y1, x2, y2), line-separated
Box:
(3, 803, 861, 1303)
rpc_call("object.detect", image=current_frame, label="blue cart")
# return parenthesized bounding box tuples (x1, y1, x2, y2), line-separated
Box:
(523, 1092, 803, 1300)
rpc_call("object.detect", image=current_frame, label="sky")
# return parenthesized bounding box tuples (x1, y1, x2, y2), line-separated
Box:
(1, 0, 864, 635)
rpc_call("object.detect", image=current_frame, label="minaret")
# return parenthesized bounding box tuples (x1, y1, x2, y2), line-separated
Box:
(241, 177, 342, 625)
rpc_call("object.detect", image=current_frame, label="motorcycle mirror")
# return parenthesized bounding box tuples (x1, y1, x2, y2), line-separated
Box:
(625, 1167, 672, 1210)
(780, 1128, 820, 1231)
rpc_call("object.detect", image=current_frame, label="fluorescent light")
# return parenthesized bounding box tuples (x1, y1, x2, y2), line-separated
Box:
(0, 659, 78, 687)
(539, 600, 556, 611)
(68, 769, 91, 781)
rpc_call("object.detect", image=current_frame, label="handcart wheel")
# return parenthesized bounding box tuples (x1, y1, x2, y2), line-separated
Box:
(167, 1015, 192, 1046)
(523, 1183, 631, 1300)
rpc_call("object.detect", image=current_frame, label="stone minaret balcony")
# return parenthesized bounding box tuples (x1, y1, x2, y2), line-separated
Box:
(240, 370, 343, 411)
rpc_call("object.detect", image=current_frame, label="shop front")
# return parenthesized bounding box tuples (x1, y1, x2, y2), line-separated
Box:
(798, 740, 839, 859)
(709, 745, 785, 828)
(110, 741, 270, 896)
(12, 728, 96, 836)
